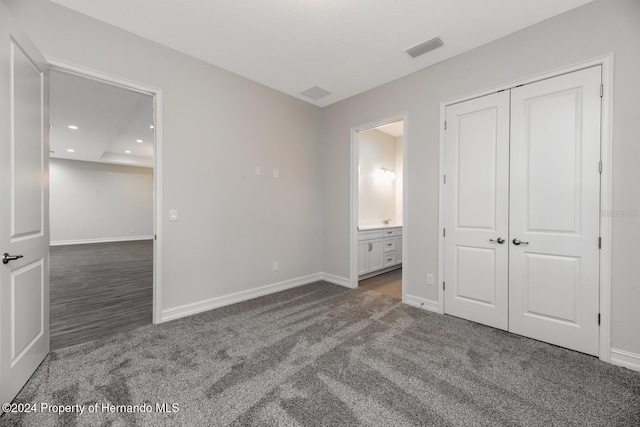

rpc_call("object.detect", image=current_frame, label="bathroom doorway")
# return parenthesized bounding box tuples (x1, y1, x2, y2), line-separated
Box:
(351, 118, 405, 299)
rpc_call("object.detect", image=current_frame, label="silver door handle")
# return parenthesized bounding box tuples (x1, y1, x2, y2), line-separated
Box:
(512, 238, 529, 246)
(489, 237, 505, 244)
(2, 253, 24, 264)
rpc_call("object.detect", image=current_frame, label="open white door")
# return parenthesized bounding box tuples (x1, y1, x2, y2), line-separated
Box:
(0, 2, 50, 405)
(443, 92, 510, 330)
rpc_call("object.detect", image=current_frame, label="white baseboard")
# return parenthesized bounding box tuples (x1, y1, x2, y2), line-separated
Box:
(161, 273, 324, 322)
(610, 348, 640, 372)
(403, 293, 440, 313)
(321, 273, 351, 288)
(50, 235, 153, 246)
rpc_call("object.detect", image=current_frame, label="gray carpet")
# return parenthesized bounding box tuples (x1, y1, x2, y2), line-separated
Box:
(3, 282, 639, 426)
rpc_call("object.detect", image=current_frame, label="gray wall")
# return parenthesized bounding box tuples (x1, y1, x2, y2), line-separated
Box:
(5, 0, 639, 357)
(5, 0, 323, 311)
(322, 0, 640, 355)
(49, 159, 153, 244)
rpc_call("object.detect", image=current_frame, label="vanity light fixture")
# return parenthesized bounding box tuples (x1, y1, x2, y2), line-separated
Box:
(68, 125, 78, 130)
(381, 167, 396, 180)
(66, 148, 75, 153)
(125, 150, 132, 154)
(136, 139, 143, 143)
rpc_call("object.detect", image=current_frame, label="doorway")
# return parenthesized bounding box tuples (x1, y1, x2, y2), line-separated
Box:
(351, 118, 405, 299)
(48, 65, 160, 349)
(441, 65, 605, 356)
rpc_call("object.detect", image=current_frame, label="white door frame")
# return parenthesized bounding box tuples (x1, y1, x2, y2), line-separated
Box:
(438, 54, 613, 362)
(350, 113, 408, 299)
(45, 57, 164, 324)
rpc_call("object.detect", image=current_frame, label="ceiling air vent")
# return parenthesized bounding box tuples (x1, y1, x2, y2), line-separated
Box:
(405, 36, 444, 59)
(301, 86, 331, 100)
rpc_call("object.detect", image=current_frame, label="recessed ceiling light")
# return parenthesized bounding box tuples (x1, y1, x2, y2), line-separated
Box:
(125, 150, 132, 154)
(68, 125, 78, 130)
(67, 148, 75, 153)
(136, 139, 143, 143)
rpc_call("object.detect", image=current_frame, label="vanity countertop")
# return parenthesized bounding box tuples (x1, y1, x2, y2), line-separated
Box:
(358, 224, 402, 231)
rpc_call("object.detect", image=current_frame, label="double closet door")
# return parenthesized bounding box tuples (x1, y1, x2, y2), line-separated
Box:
(443, 66, 602, 356)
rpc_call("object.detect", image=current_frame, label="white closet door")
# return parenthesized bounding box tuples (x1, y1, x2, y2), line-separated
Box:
(444, 91, 510, 330)
(509, 66, 601, 356)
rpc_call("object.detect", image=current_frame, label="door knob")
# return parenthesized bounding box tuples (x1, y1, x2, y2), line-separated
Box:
(2, 253, 24, 264)
(512, 238, 529, 246)
(490, 237, 505, 244)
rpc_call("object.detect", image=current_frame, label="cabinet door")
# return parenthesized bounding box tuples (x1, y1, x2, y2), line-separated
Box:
(395, 236, 403, 263)
(357, 241, 370, 275)
(369, 239, 384, 271)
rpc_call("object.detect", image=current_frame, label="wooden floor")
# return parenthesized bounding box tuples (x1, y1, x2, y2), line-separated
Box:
(358, 268, 402, 299)
(50, 240, 153, 350)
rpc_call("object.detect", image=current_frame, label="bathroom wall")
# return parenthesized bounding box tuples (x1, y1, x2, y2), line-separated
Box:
(358, 129, 401, 226)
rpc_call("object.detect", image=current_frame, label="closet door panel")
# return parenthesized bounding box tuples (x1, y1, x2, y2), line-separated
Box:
(443, 91, 510, 330)
(509, 66, 601, 356)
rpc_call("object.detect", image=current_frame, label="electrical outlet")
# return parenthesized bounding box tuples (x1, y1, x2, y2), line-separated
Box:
(273, 169, 279, 178)
(427, 274, 434, 285)
(273, 262, 279, 271)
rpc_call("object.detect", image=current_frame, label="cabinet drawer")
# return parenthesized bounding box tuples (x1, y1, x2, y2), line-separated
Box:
(358, 230, 383, 241)
(383, 229, 395, 237)
(383, 238, 395, 252)
(383, 252, 396, 266)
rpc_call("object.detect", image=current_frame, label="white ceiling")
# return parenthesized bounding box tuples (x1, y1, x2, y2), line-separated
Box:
(50, 0, 594, 107)
(50, 70, 154, 168)
(375, 121, 404, 138)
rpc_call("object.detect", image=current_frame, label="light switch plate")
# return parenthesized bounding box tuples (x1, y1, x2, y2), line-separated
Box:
(427, 274, 434, 285)
(169, 209, 178, 221)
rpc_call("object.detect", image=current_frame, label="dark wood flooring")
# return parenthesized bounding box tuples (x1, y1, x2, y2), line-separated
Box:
(358, 268, 402, 299)
(50, 240, 153, 350)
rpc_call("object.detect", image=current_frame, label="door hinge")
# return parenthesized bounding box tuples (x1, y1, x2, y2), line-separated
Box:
(598, 237, 602, 249)
(443, 228, 446, 237)
(444, 120, 447, 130)
(599, 161, 603, 173)
(598, 313, 601, 325)
(443, 281, 446, 291)
(443, 174, 447, 184)
(600, 84, 603, 98)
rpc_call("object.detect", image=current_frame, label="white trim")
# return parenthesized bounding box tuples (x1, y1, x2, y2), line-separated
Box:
(44, 57, 164, 325)
(50, 236, 153, 246)
(161, 273, 323, 322)
(598, 55, 613, 363)
(610, 348, 640, 373)
(321, 273, 351, 288)
(403, 294, 439, 313)
(350, 113, 408, 294)
(437, 54, 614, 360)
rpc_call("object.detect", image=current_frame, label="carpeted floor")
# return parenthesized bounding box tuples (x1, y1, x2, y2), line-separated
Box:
(3, 281, 639, 426)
